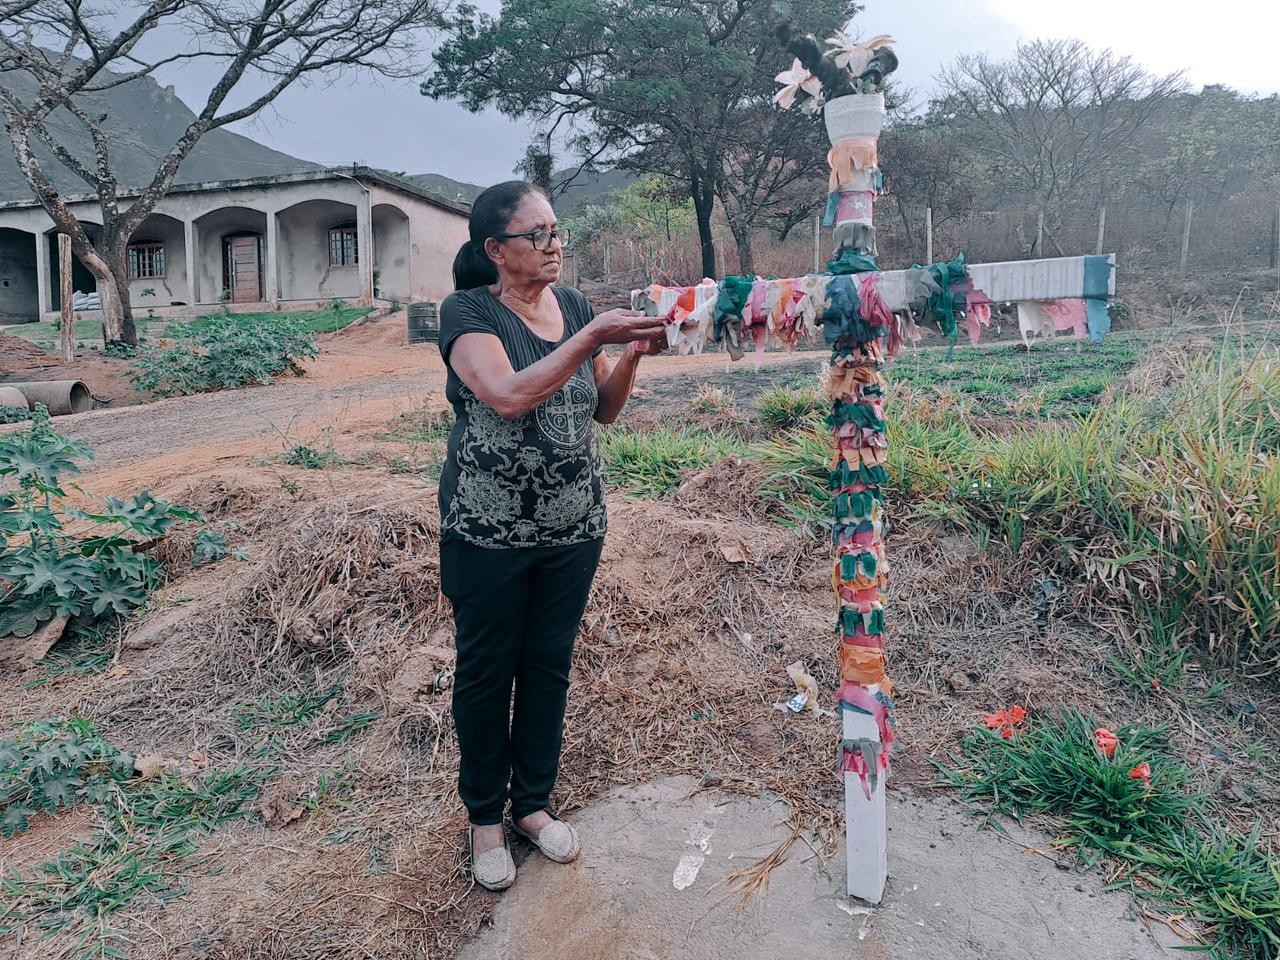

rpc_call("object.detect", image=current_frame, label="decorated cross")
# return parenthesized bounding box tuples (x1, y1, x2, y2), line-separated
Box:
(632, 19, 1115, 904)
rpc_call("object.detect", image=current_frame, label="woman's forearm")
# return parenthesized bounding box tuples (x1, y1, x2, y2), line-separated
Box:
(453, 327, 600, 420)
(595, 347, 642, 424)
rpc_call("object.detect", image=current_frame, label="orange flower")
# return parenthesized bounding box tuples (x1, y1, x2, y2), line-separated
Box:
(1094, 728, 1118, 758)
(982, 705, 1028, 739)
(1129, 762, 1152, 786)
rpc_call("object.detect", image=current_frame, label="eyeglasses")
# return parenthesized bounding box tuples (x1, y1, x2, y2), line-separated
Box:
(497, 227, 570, 252)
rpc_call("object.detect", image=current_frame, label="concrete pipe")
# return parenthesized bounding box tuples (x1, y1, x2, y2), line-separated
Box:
(6, 380, 92, 416)
(0, 386, 28, 410)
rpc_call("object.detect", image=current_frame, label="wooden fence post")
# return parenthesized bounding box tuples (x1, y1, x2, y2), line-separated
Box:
(1180, 200, 1193, 275)
(813, 214, 821, 274)
(925, 207, 933, 265)
(58, 233, 73, 362)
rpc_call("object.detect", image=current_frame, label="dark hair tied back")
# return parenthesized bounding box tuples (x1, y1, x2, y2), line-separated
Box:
(452, 180, 546, 291)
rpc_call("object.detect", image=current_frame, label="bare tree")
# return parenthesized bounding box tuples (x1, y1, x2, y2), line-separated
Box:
(0, 0, 443, 346)
(878, 119, 975, 261)
(935, 39, 1184, 256)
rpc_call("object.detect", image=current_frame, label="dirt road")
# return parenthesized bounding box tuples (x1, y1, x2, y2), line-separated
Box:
(23, 315, 822, 490)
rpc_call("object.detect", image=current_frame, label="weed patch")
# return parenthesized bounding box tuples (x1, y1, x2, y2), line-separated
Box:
(940, 710, 1280, 957)
(130, 313, 319, 396)
(602, 426, 745, 497)
(757, 383, 824, 432)
(0, 407, 200, 638)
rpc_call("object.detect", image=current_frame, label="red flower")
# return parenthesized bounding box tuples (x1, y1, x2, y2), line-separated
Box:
(1094, 728, 1118, 758)
(1129, 762, 1152, 786)
(982, 705, 1028, 739)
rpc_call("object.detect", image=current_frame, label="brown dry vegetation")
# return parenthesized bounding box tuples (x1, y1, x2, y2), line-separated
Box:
(2, 320, 1279, 959)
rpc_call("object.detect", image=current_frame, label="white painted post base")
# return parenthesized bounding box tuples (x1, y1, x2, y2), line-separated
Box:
(843, 699, 887, 904)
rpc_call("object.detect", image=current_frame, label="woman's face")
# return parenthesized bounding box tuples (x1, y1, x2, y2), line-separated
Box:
(487, 192, 563, 287)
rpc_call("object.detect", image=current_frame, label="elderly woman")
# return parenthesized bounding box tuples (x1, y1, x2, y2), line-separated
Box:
(438, 181, 667, 890)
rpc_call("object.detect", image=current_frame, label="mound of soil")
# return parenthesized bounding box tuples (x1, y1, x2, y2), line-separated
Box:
(0, 332, 149, 406)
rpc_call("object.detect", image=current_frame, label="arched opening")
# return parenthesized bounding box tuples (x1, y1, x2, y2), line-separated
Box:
(127, 212, 188, 308)
(45, 222, 102, 313)
(276, 198, 361, 301)
(0, 227, 39, 324)
(194, 206, 268, 304)
(372, 203, 411, 301)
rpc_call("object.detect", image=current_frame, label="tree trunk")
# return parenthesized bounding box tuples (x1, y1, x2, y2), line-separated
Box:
(729, 217, 755, 276)
(74, 241, 137, 347)
(894, 195, 917, 261)
(688, 170, 717, 279)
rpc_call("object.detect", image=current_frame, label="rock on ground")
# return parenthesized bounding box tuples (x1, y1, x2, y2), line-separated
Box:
(461, 777, 1179, 960)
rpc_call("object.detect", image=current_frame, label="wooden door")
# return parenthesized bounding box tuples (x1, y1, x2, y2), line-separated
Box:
(227, 235, 261, 303)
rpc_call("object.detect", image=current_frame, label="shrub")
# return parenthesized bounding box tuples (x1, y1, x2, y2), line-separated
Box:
(0, 719, 135, 838)
(752, 349, 1280, 672)
(0, 404, 30, 424)
(756, 383, 823, 432)
(129, 313, 319, 396)
(0, 406, 199, 637)
(940, 710, 1280, 957)
(601, 426, 744, 497)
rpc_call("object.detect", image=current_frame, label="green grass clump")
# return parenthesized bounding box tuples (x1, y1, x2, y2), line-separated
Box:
(940, 710, 1280, 958)
(757, 347, 1280, 673)
(379, 406, 453, 444)
(756, 383, 824, 432)
(601, 426, 745, 497)
(0, 765, 266, 956)
(284, 443, 343, 469)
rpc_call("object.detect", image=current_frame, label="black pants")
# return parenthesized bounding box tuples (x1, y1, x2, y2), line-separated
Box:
(440, 535, 604, 826)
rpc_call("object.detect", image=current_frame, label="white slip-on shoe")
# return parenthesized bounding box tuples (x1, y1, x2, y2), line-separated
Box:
(469, 828, 516, 891)
(512, 814, 580, 864)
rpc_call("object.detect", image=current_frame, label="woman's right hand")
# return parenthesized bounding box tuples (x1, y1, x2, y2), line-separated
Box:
(588, 309, 669, 346)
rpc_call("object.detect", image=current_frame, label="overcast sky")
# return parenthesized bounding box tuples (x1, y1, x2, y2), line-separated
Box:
(196, 0, 1279, 187)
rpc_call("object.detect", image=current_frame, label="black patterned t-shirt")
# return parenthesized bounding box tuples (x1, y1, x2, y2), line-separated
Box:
(436, 286, 607, 549)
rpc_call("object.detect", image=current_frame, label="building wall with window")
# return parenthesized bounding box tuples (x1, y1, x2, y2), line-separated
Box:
(0, 168, 470, 323)
(126, 214, 186, 309)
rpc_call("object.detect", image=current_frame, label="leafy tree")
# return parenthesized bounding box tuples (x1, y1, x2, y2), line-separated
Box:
(568, 175, 695, 283)
(424, 0, 854, 279)
(0, 0, 445, 347)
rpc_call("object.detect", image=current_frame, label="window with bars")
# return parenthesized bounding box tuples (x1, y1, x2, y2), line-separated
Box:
(127, 241, 165, 279)
(329, 224, 358, 266)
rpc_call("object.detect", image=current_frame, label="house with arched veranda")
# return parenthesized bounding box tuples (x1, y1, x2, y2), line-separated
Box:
(0, 167, 470, 323)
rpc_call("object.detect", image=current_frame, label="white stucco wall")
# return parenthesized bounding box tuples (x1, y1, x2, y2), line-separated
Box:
(277, 198, 362, 301)
(372, 203, 411, 301)
(0, 172, 470, 319)
(128, 215, 187, 308)
(0, 227, 39, 323)
(368, 183, 470, 304)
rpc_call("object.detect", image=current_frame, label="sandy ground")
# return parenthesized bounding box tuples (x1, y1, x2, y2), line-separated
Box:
(0, 316, 1193, 959)
(464, 778, 1179, 960)
(8, 312, 823, 493)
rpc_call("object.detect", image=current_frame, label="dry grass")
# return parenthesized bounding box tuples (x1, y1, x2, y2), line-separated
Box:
(5, 339, 1279, 958)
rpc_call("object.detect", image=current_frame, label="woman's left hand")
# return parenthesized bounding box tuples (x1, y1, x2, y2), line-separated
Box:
(629, 335, 667, 358)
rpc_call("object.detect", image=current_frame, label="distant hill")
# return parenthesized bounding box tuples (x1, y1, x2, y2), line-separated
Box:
(406, 173, 483, 205)
(0, 67, 321, 202)
(405, 167, 637, 216)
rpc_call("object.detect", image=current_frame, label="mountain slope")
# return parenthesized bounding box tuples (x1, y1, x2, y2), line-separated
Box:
(0, 69, 320, 202)
(405, 167, 637, 216)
